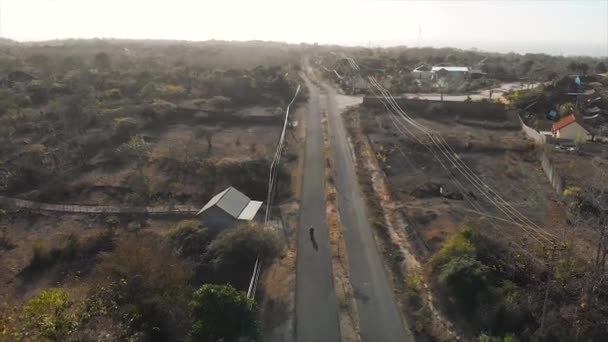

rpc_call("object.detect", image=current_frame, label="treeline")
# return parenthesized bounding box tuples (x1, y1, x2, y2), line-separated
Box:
(321, 46, 607, 82)
(0, 40, 302, 199)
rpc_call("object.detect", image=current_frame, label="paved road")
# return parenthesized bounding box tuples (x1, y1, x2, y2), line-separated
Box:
(322, 81, 414, 342)
(295, 74, 341, 342)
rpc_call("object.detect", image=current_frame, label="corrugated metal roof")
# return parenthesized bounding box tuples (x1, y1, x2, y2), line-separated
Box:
(413, 65, 431, 72)
(238, 201, 263, 220)
(216, 187, 250, 218)
(431, 66, 470, 72)
(197, 187, 263, 220)
(196, 187, 231, 216)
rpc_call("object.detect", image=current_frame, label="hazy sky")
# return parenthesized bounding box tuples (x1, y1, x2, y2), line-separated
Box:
(2, 0, 607, 56)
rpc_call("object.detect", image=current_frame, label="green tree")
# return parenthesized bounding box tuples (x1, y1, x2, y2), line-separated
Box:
(190, 284, 258, 342)
(93, 52, 111, 71)
(596, 62, 607, 74)
(163, 220, 211, 260)
(568, 61, 579, 73)
(546, 71, 558, 81)
(112, 117, 138, 140)
(139, 82, 158, 100)
(559, 102, 575, 118)
(204, 224, 279, 273)
(159, 84, 186, 100)
(439, 255, 489, 314)
(20, 288, 77, 341)
(28, 53, 50, 69)
(27, 80, 50, 105)
(117, 134, 150, 163)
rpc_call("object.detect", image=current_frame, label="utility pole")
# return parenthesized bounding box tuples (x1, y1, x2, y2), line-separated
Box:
(418, 27, 422, 48)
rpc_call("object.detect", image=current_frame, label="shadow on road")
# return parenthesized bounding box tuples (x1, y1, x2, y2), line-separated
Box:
(310, 233, 318, 251)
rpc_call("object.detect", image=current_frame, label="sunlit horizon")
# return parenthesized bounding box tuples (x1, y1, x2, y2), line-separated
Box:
(1, 0, 607, 56)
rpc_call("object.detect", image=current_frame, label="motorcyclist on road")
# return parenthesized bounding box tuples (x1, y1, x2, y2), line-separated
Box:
(309, 226, 315, 239)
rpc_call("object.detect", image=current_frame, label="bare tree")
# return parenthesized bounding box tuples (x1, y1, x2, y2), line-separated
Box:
(194, 126, 220, 155)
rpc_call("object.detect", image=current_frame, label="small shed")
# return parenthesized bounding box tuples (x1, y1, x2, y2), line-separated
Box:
(196, 187, 263, 230)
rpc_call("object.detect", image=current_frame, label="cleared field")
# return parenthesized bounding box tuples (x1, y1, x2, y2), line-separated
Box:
(57, 121, 282, 206)
(355, 101, 565, 255)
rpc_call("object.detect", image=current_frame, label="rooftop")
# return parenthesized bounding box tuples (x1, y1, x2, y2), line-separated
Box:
(431, 66, 470, 72)
(552, 114, 590, 132)
(196, 186, 262, 220)
(413, 65, 431, 72)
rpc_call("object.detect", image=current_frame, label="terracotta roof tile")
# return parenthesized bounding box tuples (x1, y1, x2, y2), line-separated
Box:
(552, 114, 577, 131)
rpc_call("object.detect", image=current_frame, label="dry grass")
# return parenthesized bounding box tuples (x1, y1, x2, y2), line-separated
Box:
(290, 108, 306, 199)
(321, 108, 361, 342)
(261, 247, 296, 302)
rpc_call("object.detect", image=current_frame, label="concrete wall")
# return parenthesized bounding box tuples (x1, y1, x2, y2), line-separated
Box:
(539, 149, 564, 196)
(556, 122, 592, 141)
(518, 115, 547, 143)
(412, 71, 433, 80)
(199, 206, 237, 230)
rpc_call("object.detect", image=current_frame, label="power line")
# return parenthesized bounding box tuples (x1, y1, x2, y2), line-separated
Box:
(366, 75, 555, 244)
(247, 84, 301, 299)
(369, 84, 548, 258)
(338, 53, 555, 245)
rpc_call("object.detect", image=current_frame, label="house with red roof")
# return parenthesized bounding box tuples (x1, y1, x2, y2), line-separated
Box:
(552, 114, 592, 141)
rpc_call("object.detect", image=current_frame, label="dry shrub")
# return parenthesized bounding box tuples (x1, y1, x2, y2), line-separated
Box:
(92, 234, 192, 341)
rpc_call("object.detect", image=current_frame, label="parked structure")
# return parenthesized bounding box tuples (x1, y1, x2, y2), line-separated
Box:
(196, 186, 263, 230)
(552, 114, 592, 141)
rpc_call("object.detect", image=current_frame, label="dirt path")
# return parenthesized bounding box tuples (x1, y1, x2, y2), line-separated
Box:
(0, 196, 198, 214)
